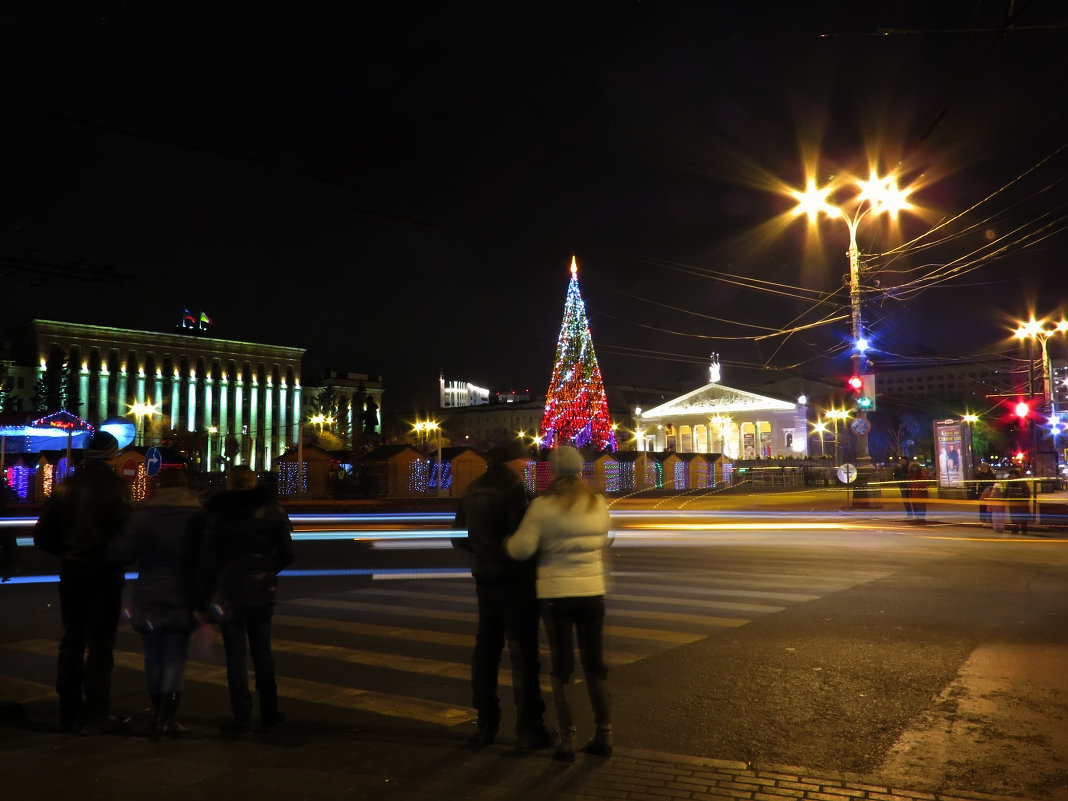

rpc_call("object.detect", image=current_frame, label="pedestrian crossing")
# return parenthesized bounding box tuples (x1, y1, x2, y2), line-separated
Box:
(0, 558, 894, 730)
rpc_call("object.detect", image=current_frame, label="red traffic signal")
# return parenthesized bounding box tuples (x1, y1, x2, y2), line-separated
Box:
(1014, 401, 1030, 419)
(847, 375, 863, 392)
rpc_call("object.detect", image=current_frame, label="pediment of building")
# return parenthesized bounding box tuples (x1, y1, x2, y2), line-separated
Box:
(640, 382, 794, 420)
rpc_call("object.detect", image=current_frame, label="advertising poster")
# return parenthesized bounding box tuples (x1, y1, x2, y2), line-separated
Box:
(933, 420, 966, 488)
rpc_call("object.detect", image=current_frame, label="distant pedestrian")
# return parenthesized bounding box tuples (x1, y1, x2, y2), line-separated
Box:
(197, 466, 295, 735)
(106, 468, 207, 738)
(975, 462, 996, 524)
(505, 446, 613, 762)
(1002, 467, 1031, 535)
(1, 477, 22, 582)
(452, 440, 552, 751)
(33, 431, 132, 734)
(988, 482, 1007, 533)
(906, 462, 928, 523)
(893, 460, 913, 520)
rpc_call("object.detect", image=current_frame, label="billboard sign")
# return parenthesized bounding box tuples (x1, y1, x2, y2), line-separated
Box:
(933, 420, 972, 489)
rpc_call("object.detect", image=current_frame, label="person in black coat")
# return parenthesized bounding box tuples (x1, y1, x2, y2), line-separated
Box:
(33, 431, 133, 734)
(107, 468, 206, 738)
(197, 466, 295, 735)
(1, 477, 21, 582)
(452, 440, 552, 751)
(974, 462, 997, 524)
(1001, 467, 1032, 535)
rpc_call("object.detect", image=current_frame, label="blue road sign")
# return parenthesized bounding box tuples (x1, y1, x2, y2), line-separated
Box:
(146, 447, 163, 477)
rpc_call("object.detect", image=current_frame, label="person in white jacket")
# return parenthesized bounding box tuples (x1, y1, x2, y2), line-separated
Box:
(504, 445, 612, 762)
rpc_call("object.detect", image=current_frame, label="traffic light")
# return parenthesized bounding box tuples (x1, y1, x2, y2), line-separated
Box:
(1014, 400, 1030, 420)
(848, 374, 877, 411)
(858, 373, 877, 411)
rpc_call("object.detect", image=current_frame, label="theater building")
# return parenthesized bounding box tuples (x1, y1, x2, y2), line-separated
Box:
(4, 318, 305, 472)
(636, 362, 809, 460)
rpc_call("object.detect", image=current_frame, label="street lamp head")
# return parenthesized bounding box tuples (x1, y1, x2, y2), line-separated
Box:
(856, 170, 913, 218)
(791, 179, 842, 223)
(1014, 315, 1068, 341)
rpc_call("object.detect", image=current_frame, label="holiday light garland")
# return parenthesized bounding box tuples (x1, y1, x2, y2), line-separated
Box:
(540, 256, 617, 451)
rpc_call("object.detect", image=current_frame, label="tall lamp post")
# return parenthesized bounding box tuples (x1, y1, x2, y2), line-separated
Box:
(412, 420, 442, 495)
(425, 421, 443, 497)
(824, 408, 850, 465)
(789, 170, 916, 468)
(130, 400, 158, 447)
(812, 420, 829, 458)
(1013, 315, 1068, 475)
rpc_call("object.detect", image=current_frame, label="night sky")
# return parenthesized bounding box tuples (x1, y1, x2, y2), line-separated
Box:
(3, 2, 1066, 413)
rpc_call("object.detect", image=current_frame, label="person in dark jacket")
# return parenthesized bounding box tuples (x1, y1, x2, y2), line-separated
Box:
(107, 468, 206, 738)
(892, 460, 914, 520)
(1002, 467, 1032, 535)
(975, 462, 997, 524)
(1, 477, 22, 582)
(452, 440, 552, 751)
(33, 431, 132, 734)
(906, 461, 928, 523)
(198, 465, 295, 735)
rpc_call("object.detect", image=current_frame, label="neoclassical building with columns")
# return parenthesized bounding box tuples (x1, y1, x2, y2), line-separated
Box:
(5, 318, 305, 472)
(635, 361, 810, 460)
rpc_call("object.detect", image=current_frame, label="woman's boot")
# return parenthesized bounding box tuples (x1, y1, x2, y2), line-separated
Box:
(149, 693, 164, 740)
(551, 678, 576, 762)
(583, 723, 613, 757)
(582, 675, 613, 757)
(160, 692, 189, 738)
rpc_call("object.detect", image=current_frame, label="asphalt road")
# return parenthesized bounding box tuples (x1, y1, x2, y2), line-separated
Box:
(2, 495, 1067, 799)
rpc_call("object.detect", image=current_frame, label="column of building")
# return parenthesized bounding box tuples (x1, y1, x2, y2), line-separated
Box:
(264, 375, 274, 469)
(97, 364, 109, 423)
(234, 371, 245, 466)
(292, 380, 301, 448)
(278, 378, 288, 461)
(204, 368, 215, 470)
(218, 371, 229, 472)
(248, 374, 259, 470)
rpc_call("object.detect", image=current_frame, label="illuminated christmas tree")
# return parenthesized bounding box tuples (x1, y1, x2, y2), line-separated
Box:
(540, 256, 617, 451)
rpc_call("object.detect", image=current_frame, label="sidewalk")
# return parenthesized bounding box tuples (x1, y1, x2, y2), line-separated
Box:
(0, 709, 1024, 801)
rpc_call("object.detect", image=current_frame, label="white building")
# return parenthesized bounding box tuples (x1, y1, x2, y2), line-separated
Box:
(439, 375, 490, 408)
(637, 362, 808, 459)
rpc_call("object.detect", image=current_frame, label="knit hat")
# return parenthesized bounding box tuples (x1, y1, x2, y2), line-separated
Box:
(549, 445, 584, 477)
(85, 431, 119, 461)
(487, 440, 529, 464)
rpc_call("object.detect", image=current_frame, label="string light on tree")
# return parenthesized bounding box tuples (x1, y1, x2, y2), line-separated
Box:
(540, 255, 617, 451)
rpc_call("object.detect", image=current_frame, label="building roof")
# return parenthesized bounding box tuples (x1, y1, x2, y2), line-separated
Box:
(358, 445, 421, 463)
(640, 382, 795, 420)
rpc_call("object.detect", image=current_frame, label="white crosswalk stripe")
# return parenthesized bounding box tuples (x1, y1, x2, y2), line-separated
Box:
(0, 558, 894, 729)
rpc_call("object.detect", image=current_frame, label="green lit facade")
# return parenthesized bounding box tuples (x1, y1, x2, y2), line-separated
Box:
(6, 319, 304, 472)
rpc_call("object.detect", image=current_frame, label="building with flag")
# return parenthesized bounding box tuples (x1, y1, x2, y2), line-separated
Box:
(636, 357, 810, 460)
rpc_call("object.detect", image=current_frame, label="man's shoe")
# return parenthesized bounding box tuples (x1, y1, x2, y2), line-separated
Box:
(59, 718, 81, 734)
(553, 727, 577, 762)
(257, 712, 287, 733)
(466, 726, 496, 748)
(552, 743, 576, 762)
(106, 712, 133, 734)
(516, 725, 555, 751)
(219, 720, 253, 736)
(163, 720, 190, 739)
(80, 712, 131, 736)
